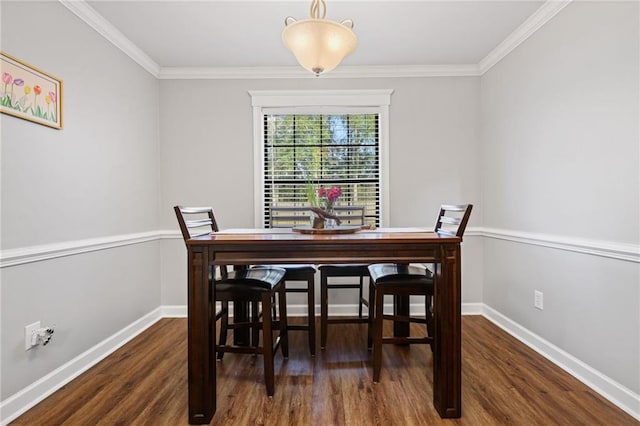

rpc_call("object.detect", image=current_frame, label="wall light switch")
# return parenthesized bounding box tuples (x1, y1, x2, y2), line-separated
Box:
(534, 290, 544, 310)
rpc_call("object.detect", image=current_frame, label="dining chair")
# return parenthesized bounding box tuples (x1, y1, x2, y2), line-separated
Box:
(268, 206, 318, 356)
(367, 204, 473, 383)
(319, 206, 370, 349)
(174, 206, 289, 396)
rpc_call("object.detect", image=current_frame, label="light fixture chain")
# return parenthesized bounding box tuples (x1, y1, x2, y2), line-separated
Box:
(310, 0, 327, 19)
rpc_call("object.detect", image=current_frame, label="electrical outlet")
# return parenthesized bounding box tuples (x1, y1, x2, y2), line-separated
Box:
(534, 290, 544, 310)
(25, 321, 40, 351)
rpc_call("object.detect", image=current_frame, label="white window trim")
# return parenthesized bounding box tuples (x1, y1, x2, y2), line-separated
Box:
(250, 89, 393, 228)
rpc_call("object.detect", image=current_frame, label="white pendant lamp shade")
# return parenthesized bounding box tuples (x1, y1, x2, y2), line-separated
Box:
(282, 0, 357, 76)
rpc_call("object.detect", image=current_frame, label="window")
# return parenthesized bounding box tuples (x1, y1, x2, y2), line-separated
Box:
(263, 113, 380, 227)
(251, 90, 392, 228)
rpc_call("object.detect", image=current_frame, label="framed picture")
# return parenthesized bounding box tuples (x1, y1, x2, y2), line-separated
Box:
(1, 52, 63, 129)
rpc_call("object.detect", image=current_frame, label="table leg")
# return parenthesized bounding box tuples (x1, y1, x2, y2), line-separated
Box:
(187, 247, 216, 424)
(432, 244, 462, 418)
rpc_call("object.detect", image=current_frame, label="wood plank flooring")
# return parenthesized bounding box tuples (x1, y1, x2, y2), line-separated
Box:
(11, 316, 637, 425)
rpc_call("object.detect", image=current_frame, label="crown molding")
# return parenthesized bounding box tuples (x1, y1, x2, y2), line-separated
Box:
(59, 0, 569, 80)
(158, 66, 314, 80)
(58, 0, 160, 78)
(158, 64, 481, 80)
(478, 0, 572, 74)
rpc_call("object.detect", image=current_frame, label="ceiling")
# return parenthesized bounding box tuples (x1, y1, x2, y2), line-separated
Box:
(72, 0, 559, 77)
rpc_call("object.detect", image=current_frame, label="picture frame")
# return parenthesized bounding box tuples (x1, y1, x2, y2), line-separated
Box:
(1, 52, 63, 130)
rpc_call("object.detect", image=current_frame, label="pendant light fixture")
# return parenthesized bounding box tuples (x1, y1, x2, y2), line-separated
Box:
(282, 0, 357, 76)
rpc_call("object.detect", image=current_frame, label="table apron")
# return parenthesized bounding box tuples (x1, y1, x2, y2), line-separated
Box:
(207, 242, 446, 265)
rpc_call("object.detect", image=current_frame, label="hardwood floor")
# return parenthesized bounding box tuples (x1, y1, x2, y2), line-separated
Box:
(11, 316, 637, 425)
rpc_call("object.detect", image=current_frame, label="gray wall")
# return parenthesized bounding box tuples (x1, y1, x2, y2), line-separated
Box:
(1, 0, 638, 415)
(1, 1, 161, 398)
(480, 1, 639, 393)
(158, 77, 484, 306)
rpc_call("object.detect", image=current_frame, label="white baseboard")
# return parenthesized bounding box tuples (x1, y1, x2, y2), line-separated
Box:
(0, 308, 163, 426)
(160, 305, 188, 317)
(2, 303, 638, 424)
(482, 304, 640, 421)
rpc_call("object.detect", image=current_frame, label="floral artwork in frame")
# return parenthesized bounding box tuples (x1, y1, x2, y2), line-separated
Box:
(0, 52, 63, 129)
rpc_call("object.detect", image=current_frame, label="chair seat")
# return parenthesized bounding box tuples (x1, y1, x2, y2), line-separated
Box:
(318, 264, 369, 275)
(274, 264, 316, 272)
(253, 264, 316, 275)
(368, 263, 432, 284)
(220, 267, 286, 290)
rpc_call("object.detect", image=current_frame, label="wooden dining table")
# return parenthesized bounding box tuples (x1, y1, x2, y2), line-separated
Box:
(185, 227, 463, 424)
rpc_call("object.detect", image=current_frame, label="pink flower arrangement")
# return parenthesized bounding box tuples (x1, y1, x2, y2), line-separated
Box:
(317, 185, 342, 212)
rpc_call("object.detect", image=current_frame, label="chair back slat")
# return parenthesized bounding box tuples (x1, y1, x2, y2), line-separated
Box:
(185, 218, 214, 228)
(440, 204, 468, 212)
(434, 228, 457, 237)
(179, 206, 214, 214)
(438, 216, 461, 226)
(434, 204, 473, 238)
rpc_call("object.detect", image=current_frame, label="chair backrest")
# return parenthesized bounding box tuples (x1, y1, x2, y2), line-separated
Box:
(269, 205, 365, 228)
(174, 206, 229, 279)
(174, 206, 219, 243)
(434, 204, 473, 237)
(331, 206, 366, 226)
(269, 206, 313, 228)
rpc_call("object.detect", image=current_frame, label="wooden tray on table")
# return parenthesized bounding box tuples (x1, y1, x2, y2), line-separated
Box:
(292, 225, 369, 235)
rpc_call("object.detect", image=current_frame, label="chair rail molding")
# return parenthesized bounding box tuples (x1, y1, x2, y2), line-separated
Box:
(479, 227, 640, 263)
(3, 227, 636, 268)
(0, 231, 161, 268)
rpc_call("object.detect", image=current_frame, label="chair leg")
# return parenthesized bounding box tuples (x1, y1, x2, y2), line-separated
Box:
(272, 292, 277, 319)
(426, 294, 434, 352)
(367, 280, 375, 350)
(372, 285, 385, 383)
(320, 272, 329, 349)
(278, 285, 289, 359)
(217, 301, 229, 361)
(358, 275, 364, 318)
(251, 301, 260, 348)
(306, 276, 316, 355)
(262, 292, 275, 397)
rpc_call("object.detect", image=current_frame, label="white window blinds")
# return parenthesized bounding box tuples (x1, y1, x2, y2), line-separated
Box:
(263, 113, 380, 227)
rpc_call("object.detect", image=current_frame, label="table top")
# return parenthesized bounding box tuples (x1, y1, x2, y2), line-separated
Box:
(187, 227, 461, 244)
